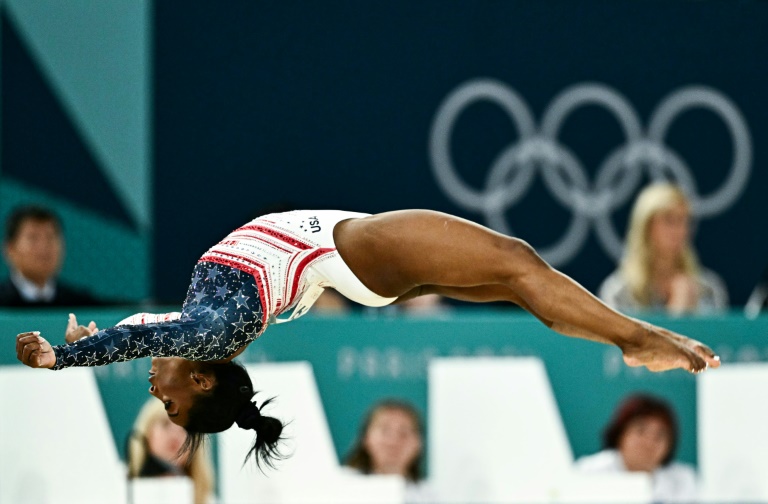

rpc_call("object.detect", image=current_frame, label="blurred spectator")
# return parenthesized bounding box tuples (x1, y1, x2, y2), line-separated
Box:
(127, 398, 214, 504)
(598, 183, 728, 315)
(345, 399, 437, 503)
(312, 288, 352, 314)
(398, 294, 450, 315)
(745, 266, 768, 319)
(575, 394, 697, 503)
(369, 293, 452, 318)
(0, 205, 105, 307)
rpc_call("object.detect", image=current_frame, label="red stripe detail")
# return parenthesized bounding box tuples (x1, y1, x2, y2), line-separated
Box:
(284, 252, 301, 306)
(205, 249, 264, 269)
(227, 230, 292, 254)
(198, 256, 269, 324)
(288, 248, 335, 302)
(237, 224, 312, 250)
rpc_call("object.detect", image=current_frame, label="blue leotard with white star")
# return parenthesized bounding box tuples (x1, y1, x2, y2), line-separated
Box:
(51, 262, 264, 369)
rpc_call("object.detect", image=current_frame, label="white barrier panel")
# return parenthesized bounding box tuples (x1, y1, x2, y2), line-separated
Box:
(429, 357, 573, 503)
(130, 477, 194, 504)
(218, 361, 404, 504)
(698, 363, 768, 503)
(233, 472, 406, 504)
(0, 366, 126, 504)
(555, 472, 652, 503)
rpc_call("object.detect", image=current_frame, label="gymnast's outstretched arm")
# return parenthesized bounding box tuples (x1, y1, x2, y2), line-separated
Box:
(64, 312, 181, 344)
(16, 308, 261, 370)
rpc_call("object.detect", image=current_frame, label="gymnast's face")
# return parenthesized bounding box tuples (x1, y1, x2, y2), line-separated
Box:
(148, 357, 215, 427)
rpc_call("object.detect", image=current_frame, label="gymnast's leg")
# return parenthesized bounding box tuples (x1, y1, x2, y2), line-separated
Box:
(334, 210, 719, 373)
(400, 284, 555, 327)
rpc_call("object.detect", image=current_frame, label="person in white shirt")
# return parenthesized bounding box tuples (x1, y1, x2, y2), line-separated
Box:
(575, 394, 698, 503)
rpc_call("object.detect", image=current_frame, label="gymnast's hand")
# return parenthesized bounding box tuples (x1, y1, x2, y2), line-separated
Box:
(16, 332, 56, 369)
(65, 313, 99, 344)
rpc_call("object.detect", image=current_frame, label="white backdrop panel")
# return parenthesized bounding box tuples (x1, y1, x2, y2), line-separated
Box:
(130, 477, 194, 504)
(0, 366, 126, 504)
(429, 357, 573, 503)
(698, 363, 768, 503)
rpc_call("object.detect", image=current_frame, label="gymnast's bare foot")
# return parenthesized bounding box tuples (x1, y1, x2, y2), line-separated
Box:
(620, 322, 720, 374)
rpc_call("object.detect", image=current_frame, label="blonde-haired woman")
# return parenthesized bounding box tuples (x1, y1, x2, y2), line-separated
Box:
(599, 183, 728, 315)
(128, 398, 215, 504)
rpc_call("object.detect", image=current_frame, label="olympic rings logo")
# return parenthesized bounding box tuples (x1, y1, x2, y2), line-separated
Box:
(429, 80, 752, 266)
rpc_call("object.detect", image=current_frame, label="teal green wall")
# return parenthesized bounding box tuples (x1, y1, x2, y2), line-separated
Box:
(2, 309, 765, 470)
(0, 0, 151, 302)
(3, 0, 152, 227)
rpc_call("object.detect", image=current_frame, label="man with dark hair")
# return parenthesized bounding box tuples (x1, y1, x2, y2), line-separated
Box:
(0, 205, 103, 307)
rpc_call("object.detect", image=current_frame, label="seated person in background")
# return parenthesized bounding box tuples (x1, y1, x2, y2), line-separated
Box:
(575, 394, 697, 503)
(397, 294, 449, 315)
(745, 265, 768, 319)
(599, 183, 728, 315)
(0, 205, 104, 307)
(312, 287, 351, 314)
(128, 398, 214, 504)
(370, 293, 451, 317)
(345, 399, 437, 504)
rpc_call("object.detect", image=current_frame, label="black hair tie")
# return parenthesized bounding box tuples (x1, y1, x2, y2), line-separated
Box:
(235, 401, 262, 430)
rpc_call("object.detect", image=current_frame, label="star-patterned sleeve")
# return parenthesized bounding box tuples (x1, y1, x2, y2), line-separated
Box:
(50, 262, 265, 370)
(116, 312, 183, 326)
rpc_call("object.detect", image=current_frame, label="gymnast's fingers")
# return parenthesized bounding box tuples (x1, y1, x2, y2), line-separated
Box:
(21, 341, 42, 366)
(16, 332, 40, 360)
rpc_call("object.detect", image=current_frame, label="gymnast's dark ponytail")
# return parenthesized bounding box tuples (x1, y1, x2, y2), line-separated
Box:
(183, 361, 285, 469)
(234, 392, 285, 468)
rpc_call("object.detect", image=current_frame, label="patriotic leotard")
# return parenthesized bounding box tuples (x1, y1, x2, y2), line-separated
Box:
(51, 211, 396, 370)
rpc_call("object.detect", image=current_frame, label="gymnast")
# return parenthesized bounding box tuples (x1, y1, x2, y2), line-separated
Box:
(15, 210, 720, 467)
